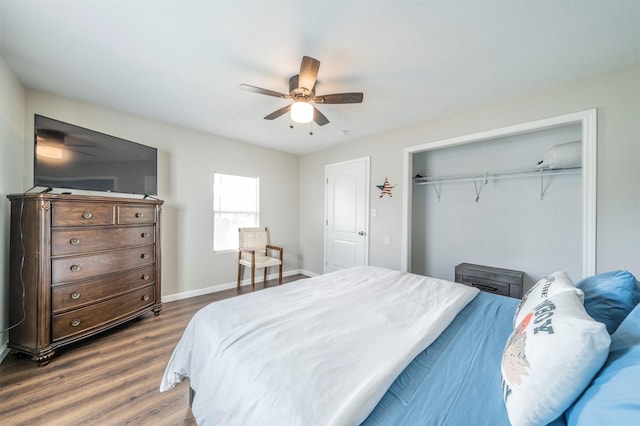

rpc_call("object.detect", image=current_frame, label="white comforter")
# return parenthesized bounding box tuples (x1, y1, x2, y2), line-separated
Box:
(160, 266, 478, 425)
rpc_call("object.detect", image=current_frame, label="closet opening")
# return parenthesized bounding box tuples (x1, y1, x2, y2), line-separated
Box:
(401, 110, 597, 290)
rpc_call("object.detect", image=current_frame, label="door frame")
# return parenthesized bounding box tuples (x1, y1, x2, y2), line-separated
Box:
(324, 156, 371, 273)
(401, 109, 597, 278)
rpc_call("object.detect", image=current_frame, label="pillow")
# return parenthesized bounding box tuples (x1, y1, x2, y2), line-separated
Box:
(536, 141, 582, 169)
(575, 270, 640, 334)
(565, 303, 640, 426)
(514, 271, 581, 327)
(501, 290, 610, 426)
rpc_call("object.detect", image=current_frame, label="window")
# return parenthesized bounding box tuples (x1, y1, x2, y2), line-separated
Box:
(213, 173, 260, 251)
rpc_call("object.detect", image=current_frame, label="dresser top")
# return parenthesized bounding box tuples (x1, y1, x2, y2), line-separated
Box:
(7, 193, 163, 205)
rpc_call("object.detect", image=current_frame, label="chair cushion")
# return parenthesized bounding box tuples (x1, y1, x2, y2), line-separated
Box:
(239, 256, 282, 268)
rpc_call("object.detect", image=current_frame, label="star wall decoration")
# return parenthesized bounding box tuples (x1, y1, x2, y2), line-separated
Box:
(376, 177, 396, 198)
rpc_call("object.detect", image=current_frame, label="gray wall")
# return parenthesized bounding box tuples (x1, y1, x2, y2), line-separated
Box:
(0, 56, 25, 349)
(300, 63, 640, 279)
(412, 124, 582, 286)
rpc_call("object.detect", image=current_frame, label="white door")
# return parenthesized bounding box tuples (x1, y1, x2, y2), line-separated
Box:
(324, 157, 369, 273)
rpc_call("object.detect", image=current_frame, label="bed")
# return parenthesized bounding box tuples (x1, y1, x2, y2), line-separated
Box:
(160, 266, 640, 426)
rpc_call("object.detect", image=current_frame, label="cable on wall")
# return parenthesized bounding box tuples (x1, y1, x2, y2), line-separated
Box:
(0, 185, 36, 334)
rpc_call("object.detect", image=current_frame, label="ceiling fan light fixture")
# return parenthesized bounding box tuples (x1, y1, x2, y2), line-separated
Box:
(36, 145, 63, 159)
(290, 101, 313, 124)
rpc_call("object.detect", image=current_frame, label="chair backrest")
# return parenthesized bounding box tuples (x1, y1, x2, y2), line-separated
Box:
(239, 227, 268, 256)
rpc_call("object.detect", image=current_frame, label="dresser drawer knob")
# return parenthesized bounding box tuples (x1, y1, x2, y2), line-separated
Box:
(141, 232, 149, 238)
(69, 238, 81, 245)
(82, 212, 93, 219)
(70, 264, 80, 272)
(70, 319, 81, 327)
(135, 212, 144, 218)
(141, 253, 149, 259)
(70, 291, 81, 300)
(142, 295, 150, 301)
(142, 274, 150, 280)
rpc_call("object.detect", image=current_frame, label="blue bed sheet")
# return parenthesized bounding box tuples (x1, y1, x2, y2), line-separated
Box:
(362, 291, 566, 426)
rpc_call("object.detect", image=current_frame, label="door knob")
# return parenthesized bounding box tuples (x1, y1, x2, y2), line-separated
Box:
(358, 231, 365, 236)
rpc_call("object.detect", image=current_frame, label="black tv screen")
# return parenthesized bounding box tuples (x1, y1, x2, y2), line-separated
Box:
(34, 115, 157, 196)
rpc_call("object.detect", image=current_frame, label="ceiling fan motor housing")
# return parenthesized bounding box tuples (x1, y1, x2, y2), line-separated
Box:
(289, 75, 315, 101)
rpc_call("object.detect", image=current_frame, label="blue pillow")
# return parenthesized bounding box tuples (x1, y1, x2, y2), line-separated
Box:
(576, 270, 640, 334)
(565, 303, 640, 425)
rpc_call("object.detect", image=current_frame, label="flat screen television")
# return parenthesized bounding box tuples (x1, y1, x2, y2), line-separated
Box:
(34, 115, 157, 196)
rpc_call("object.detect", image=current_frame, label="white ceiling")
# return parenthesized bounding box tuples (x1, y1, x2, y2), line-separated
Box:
(1, 1, 639, 155)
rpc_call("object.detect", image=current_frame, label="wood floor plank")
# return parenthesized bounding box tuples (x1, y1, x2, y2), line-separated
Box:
(0, 275, 306, 425)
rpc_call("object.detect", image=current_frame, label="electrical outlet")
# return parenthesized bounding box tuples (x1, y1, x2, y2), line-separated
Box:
(384, 235, 391, 245)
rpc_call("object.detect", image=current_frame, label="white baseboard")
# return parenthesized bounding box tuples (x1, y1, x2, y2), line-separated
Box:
(162, 269, 318, 303)
(300, 269, 319, 278)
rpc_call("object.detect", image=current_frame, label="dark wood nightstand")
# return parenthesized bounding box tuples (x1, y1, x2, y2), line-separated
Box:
(455, 263, 524, 299)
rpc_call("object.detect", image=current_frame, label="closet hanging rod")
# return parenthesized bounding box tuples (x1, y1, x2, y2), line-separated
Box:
(413, 167, 581, 185)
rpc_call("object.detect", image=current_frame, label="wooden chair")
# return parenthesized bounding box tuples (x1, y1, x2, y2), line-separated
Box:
(237, 227, 283, 291)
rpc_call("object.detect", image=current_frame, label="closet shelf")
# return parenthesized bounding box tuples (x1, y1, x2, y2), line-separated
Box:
(414, 166, 581, 202)
(413, 166, 581, 185)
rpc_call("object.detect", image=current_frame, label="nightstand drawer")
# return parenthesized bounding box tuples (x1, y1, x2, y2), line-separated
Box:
(459, 276, 511, 296)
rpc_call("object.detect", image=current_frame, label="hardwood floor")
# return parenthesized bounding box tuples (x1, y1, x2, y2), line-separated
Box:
(0, 275, 307, 425)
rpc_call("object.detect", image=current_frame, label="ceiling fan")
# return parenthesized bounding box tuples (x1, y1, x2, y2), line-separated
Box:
(239, 56, 363, 127)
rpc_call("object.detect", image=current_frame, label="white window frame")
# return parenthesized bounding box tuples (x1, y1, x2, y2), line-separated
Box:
(213, 172, 260, 252)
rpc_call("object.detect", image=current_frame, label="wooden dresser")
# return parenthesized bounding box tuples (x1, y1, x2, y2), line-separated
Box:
(7, 193, 163, 365)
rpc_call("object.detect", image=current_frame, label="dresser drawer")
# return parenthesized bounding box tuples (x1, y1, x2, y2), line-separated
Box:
(52, 245, 156, 284)
(52, 266, 155, 313)
(51, 285, 155, 341)
(118, 205, 156, 225)
(52, 203, 115, 227)
(52, 225, 155, 256)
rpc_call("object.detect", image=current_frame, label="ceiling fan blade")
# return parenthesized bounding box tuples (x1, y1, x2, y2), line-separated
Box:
(313, 106, 329, 126)
(70, 148, 97, 157)
(315, 92, 364, 104)
(36, 129, 65, 143)
(239, 84, 288, 99)
(264, 105, 291, 120)
(298, 56, 320, 92)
